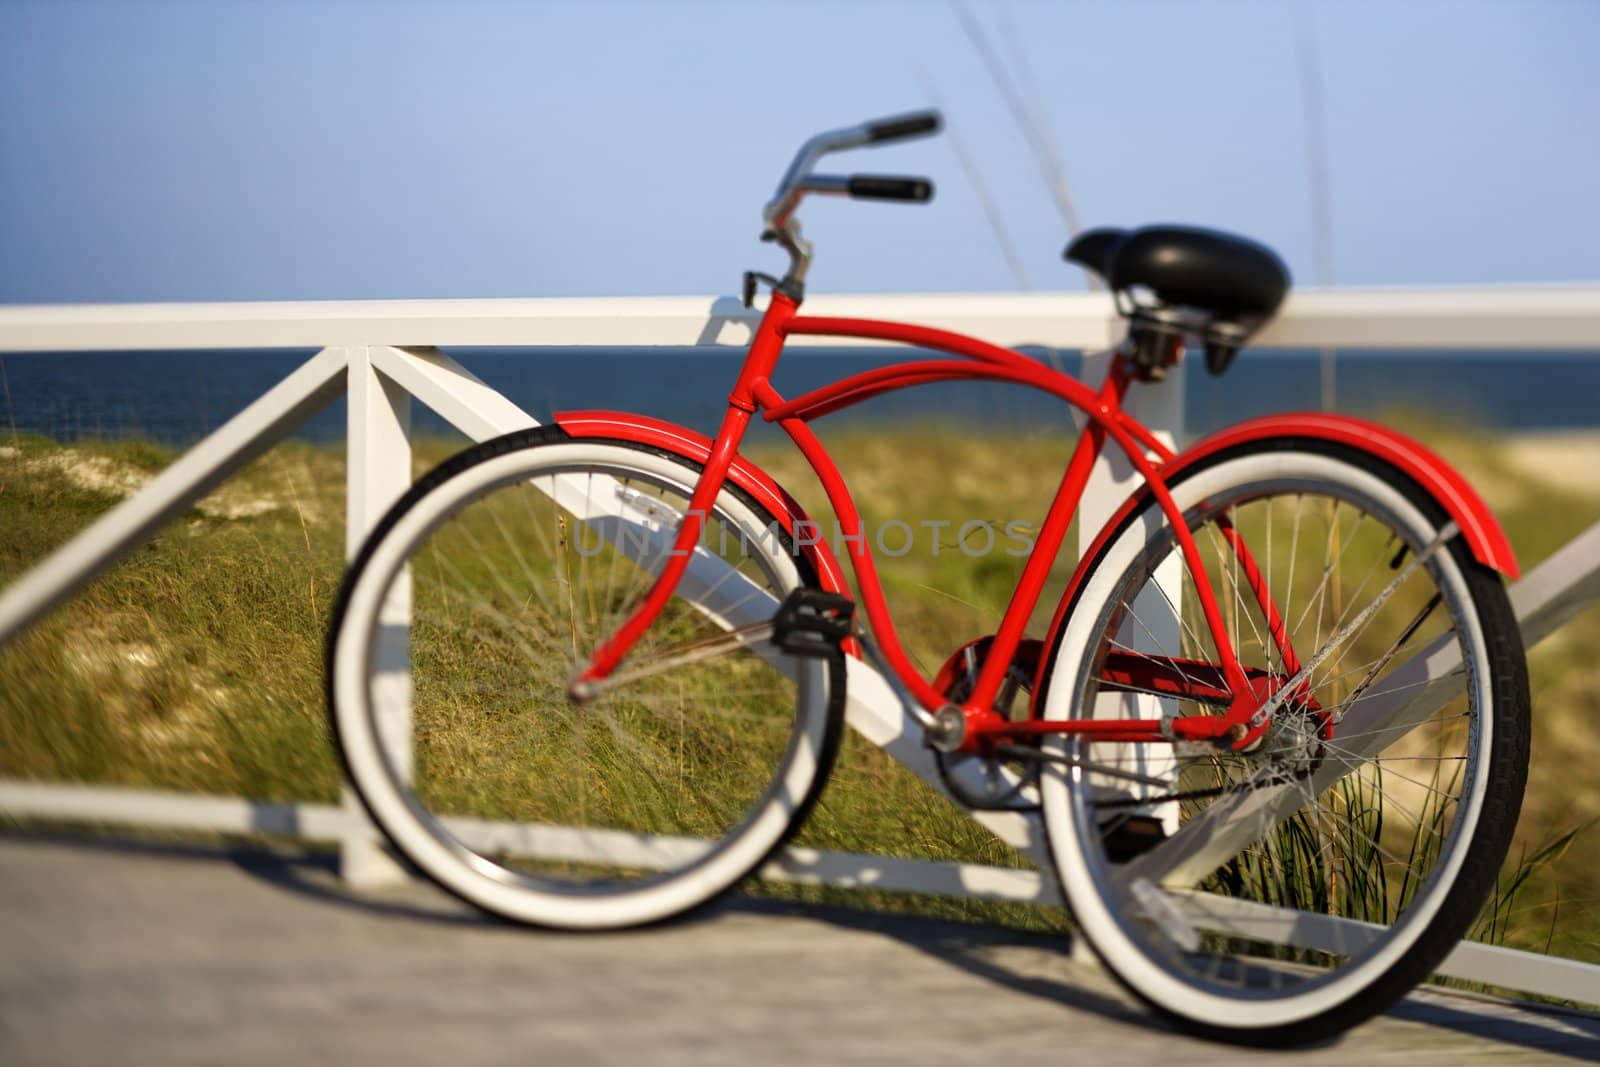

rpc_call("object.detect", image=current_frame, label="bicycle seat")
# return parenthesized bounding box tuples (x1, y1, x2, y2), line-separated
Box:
(1065, 224, 1290, 318)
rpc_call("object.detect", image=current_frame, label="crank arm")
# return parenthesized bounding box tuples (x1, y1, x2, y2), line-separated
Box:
(569, 588, 856, 704)
(569, 619, 774, 703)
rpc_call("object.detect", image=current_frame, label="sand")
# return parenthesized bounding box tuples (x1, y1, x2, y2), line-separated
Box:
(1502, 431, 1600, 497)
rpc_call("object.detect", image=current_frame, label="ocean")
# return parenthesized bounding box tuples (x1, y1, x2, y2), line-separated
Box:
(0, 346, 1595, 447)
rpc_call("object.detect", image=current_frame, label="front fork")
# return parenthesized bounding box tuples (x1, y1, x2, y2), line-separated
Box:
(568, 294, 800, 700)
(566, 402, 752, 702)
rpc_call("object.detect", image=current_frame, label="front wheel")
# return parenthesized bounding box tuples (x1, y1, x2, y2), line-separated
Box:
(327, 427, 844, 930)
(1038, 440, 1529, 1044)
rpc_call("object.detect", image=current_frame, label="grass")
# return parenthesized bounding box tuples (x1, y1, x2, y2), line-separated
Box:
(0, 417, 1597, 956)
(0, 434, 346, 801)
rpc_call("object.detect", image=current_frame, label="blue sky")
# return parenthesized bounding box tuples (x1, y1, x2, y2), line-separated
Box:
(2, 0, 1596, 303)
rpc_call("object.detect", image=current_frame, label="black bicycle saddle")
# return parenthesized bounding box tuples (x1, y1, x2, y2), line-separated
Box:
(1065, 224, 1290, 318)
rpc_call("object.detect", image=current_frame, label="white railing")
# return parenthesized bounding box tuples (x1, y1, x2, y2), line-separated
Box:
(1, 285, 1597, 1006)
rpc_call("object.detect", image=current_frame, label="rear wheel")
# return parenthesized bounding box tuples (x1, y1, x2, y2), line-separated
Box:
(327, 427, 844, 929)
(1039, 441, 1528, 1044)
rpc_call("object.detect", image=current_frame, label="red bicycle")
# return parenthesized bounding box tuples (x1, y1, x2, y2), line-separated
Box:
(328, 111, 1529, 1044)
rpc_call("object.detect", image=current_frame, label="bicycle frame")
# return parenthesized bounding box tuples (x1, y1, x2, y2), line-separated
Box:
(574, 291, 1298, 751)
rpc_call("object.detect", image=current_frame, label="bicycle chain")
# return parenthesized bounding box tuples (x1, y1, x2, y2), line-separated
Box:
(991, 737, 1324, 810)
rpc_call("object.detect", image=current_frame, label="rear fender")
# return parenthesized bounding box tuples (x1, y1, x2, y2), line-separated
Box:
(1031, 411, 1518, 711)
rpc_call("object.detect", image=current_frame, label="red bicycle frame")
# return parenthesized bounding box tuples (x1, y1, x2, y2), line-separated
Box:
(574, 291, 1296, 750)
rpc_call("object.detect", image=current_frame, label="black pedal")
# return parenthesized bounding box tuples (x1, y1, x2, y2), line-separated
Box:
(770, 589, 855, 658)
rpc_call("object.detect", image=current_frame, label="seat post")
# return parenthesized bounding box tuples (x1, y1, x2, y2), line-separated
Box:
(1125, 311, 1188, 381)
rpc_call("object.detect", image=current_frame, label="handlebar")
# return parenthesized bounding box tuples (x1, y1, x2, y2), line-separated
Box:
(763, 109, 941, 231)
(865, 111, 942, 144)
(847, 175, 934, 201)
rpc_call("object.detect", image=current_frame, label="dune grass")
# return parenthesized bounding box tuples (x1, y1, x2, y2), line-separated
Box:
(0, 418, 1596, 958)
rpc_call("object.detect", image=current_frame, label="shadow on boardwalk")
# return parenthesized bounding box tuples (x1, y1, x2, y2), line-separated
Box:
(2, 831, 1596, 1066)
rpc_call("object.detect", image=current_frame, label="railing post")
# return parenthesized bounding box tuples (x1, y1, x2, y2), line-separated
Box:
(1078, 344, 1186, 828)
(341, 346, 414, 887)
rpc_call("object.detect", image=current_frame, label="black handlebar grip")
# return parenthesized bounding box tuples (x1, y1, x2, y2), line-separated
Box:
(864, 110, 942, 144)
(847, 175, 935, 202)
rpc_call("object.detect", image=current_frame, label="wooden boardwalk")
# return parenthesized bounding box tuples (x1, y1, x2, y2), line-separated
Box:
(1, 834, 1595, 1065)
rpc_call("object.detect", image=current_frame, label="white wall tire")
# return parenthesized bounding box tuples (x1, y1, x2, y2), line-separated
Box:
(1038, 441, 1528, 1043)
(327, 428, 844, 930)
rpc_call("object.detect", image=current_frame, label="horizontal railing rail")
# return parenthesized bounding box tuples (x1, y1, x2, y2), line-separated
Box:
(5, 284, 1600, 352)
(1, 284, 1597, 1008)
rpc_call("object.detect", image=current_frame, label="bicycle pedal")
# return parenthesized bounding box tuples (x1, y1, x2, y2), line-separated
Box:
(770, 589, 855, 658)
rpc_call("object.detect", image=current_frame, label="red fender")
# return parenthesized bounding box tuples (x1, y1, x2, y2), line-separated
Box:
(1031, 411, 1519, 710)
(553, 410, 853, 601)
(1171, 413, 1516, 577)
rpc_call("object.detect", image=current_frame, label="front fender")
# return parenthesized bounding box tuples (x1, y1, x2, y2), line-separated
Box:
(553, 410, 852, 599)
